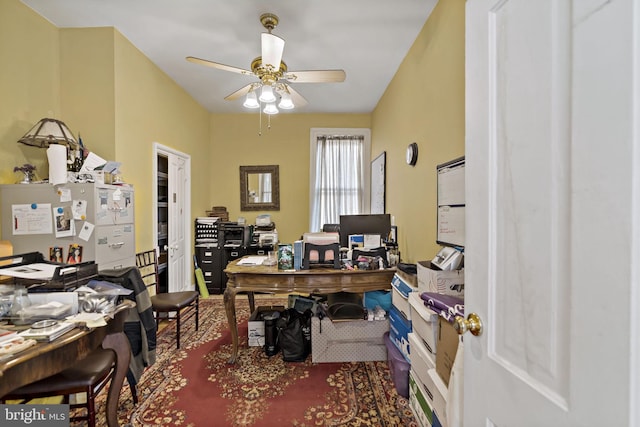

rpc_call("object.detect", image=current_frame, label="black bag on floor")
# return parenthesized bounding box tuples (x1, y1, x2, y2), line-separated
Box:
(276, 308, 312, 362)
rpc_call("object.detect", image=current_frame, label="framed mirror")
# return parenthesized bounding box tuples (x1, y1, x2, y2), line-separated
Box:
(240, 165, 280, 211)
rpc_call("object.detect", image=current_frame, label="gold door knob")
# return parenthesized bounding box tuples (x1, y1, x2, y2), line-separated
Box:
(454, 313, 483, 336)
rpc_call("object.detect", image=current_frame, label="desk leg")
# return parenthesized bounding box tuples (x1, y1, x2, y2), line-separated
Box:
(247, 291, 255, 313)
(102, 332, 131, 427)
(224, 284, 239, 364)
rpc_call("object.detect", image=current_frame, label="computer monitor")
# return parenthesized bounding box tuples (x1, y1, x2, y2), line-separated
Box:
(338, 214, 391, 248)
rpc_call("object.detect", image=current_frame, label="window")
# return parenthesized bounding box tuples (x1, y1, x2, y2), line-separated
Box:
(309, 128, 371, 232)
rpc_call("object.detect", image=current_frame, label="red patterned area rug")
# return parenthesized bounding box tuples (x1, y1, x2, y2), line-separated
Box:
(90, 296, 417, 427)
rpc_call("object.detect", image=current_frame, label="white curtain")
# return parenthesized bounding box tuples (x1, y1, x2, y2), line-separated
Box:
(259, 173, 272, 202)
(310, 135, 366, 231)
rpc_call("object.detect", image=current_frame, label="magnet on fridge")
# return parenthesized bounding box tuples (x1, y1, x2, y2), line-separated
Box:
(57, 207, 63, 214)
(31, 203, 37, 209)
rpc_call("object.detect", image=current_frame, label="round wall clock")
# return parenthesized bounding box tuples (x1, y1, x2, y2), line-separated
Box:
(406, 142, 418, 166)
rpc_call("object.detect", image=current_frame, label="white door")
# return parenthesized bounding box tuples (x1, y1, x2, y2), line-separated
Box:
(465, 1, 639, 426)
(155, 144, 192, 293)
(168, 155, 187, 292)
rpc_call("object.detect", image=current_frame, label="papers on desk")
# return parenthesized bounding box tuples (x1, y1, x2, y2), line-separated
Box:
(67, 312, 107, 328)
(237, 256, 268, 266)
(0, 263, 77, 280)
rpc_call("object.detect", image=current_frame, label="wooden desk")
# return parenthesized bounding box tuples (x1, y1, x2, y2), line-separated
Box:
(224, 260, 395, 364)
(0, 300, 134, 427)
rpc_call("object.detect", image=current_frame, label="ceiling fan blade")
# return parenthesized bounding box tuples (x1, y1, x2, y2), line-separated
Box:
(224, 84, 256, 101)
(186, 56, 253, 76)
(283, 69, 346, 83)
(261, 33, 285, 69)
(277, 84, 308, 107)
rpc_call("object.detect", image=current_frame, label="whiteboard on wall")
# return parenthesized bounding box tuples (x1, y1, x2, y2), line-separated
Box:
(437, 156, 465, 247)
(370, 152, 386, 214)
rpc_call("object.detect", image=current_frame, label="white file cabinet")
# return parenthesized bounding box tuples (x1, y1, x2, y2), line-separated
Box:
(0, 183, 135, 271)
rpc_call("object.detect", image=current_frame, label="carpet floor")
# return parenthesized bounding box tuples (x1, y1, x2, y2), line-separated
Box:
(89, 295, 417, 426)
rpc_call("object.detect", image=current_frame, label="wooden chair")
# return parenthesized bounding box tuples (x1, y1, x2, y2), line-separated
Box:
(136, 250, 199, 349)
(1, 302, 133, 427)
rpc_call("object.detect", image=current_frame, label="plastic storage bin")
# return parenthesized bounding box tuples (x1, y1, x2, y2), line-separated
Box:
(384, 331, 410, 398)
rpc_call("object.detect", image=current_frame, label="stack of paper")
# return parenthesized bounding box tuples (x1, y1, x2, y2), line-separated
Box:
(19, 322, 76, 342)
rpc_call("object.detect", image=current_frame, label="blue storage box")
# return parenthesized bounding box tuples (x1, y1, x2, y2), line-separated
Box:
(391, 272, 418, 298)
(389, 305, 412, 362)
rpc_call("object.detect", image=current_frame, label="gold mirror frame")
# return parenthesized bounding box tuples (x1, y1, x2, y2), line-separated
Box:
(240, 165, 280, 211)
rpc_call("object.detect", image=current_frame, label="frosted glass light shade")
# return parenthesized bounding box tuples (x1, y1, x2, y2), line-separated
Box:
(278, 92, 294, 110)
(263, 103, 279, 115)
(259, 85, 276, 103)
(243, 91, 260, 109)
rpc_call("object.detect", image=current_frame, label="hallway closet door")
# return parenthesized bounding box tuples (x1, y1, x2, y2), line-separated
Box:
(154, 143, 192, 293)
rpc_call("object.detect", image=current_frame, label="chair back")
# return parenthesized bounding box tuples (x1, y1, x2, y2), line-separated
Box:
(135, 250, 159, 297)
(106, 300, 137, 335)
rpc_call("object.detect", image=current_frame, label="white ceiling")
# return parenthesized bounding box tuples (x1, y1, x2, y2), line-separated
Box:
(21, 0, 437, 114)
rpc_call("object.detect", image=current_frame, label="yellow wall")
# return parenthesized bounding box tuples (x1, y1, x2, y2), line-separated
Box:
(210, 113, 370, 244)
(0, 0, 61, 183)
(1, 0, 465, 265)
(372, 0, 465, 262)
(112, 30, 211, 251)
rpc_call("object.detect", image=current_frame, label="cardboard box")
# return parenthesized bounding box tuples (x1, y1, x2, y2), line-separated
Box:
(435, 317, 459, 387)
(391, 271, 419, 297)
(248, 306, 284, 347)
(388, 305, 412, 362)
(417, 260, 464, 298)
(311, 316, 388, 363)
(391, 272, 419, 321)
(427, 368, 448, 426)
(408, 332, 436, 392)
(408, 292, 439, 354)
(409, 370, 435, 427)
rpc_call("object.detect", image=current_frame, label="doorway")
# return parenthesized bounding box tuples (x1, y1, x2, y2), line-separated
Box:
(153, 143, 192, 294)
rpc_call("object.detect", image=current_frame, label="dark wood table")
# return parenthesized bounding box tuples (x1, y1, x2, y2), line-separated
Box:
(224, 259, 395, 364)
(0, 300, 135, 427)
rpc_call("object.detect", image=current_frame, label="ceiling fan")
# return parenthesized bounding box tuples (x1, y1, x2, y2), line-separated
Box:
(186, 13, 346, 113)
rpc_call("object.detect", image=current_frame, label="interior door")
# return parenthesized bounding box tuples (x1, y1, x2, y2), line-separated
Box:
(155, 143, 191, 294)
(464, 0, 637, 426)
(168, 155, 187, 292)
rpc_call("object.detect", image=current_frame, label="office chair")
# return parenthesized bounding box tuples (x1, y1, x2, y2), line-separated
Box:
(136, 250, 199, 349)
(302, 243, 341, 269)
(0, 301, 134, 427)
(322, 224, 340, 233)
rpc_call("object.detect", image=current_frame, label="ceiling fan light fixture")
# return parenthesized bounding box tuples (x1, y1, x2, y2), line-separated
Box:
(263, 102, 279, 115)
(278, 92, 294, 110)
(259, 84, 276, 103)
(243, 90, 260, 109)
(261, 33, 285, 70)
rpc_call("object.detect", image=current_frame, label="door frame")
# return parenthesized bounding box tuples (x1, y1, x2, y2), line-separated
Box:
(153, 143, 192, 291)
